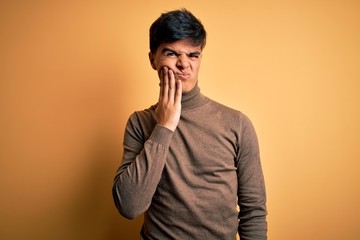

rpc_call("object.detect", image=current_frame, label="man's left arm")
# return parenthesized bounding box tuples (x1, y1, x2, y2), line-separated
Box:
(236, 115, 267, 239)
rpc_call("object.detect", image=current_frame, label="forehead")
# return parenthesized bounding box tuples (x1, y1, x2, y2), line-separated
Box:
(156, 39, 202, 53)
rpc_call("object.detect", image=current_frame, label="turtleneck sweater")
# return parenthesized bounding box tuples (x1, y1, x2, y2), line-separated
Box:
(113, 85, 267, 240)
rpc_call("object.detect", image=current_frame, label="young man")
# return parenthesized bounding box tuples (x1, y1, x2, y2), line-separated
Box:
(113, 9, 267, 239)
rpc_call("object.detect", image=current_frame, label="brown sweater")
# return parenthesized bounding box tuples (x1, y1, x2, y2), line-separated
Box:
(113, 85, 267, 239)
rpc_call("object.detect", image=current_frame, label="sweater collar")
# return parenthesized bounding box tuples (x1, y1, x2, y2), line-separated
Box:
(181, 83, 208, 110)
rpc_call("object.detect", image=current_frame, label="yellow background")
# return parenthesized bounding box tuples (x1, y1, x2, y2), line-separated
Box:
(1, 1, 359, 239)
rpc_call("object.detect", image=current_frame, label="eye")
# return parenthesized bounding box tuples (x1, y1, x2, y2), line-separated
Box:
(164, 51, 177, 57)
(188, 53, 200, 59)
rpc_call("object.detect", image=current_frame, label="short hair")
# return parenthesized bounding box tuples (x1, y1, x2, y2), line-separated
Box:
(149, 9, 207, 54)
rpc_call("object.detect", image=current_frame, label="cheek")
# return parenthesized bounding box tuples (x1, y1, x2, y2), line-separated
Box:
(193, 62, 201, 72)
(157, 58, 176, 69)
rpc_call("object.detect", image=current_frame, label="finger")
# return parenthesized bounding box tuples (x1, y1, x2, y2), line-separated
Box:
(162, 67, 169, 102)
(158, 69, 163, 102)
(168, 69, 176, 102)
(174, 79, 182, 103)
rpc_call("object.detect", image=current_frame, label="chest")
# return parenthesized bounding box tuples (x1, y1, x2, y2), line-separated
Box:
(168, 112, 238, 171)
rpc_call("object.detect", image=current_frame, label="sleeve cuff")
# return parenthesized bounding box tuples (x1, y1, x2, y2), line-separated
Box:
(148, 124, 174, 146)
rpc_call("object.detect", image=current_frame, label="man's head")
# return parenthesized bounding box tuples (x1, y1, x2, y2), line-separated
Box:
(149, 9, 206, 54)
(149, 9, 207, 93)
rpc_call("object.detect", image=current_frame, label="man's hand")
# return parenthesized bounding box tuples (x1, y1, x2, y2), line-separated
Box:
(155, 67, 182, 132)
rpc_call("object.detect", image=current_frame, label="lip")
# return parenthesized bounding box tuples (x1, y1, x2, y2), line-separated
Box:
(177, 73, 191, 79)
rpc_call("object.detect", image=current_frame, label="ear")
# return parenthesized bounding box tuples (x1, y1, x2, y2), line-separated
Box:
(148, 52, 157, 70)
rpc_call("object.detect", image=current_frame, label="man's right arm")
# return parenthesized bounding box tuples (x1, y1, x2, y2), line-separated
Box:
(112, 67, 182, 219)
(112, 119, 173, 219)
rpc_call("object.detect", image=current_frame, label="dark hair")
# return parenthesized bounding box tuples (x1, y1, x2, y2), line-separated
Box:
(149, 9, 207, 53)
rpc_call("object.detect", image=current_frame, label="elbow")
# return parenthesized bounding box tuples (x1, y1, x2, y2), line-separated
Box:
(114, 199, 144, 220)
(118, 207, 141, 220)
(112, 183, 144, 220)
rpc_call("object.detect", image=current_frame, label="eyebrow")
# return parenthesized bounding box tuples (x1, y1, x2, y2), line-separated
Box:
(161, 47, 201, 56)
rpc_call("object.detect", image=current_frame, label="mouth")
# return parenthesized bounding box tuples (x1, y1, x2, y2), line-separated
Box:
(176, 72, 191, 80)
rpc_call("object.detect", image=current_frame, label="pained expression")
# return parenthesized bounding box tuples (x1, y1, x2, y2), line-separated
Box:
(149, 39, 203, 93)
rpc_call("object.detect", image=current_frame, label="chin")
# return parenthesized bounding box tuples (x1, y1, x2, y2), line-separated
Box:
(181, 85, 195, 93)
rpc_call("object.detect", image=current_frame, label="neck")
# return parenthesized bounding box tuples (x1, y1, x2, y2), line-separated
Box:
(181, 84, 208, 110)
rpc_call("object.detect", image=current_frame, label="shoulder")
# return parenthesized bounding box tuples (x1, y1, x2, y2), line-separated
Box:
(128, 104, 156, 121)
(207, 98, 252, 126)
(126, 104, 157, 133)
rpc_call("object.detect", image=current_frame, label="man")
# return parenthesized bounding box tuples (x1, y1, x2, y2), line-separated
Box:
(113, 9, 267, 239)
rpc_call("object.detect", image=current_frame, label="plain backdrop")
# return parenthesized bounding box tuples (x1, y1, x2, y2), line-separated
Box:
(1, 1, 359, 239)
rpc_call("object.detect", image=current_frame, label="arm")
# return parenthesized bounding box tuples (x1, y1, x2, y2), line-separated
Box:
(112, 67, 182, 219)
(112, 121, 173, 219)
(237, 115, 267, 239)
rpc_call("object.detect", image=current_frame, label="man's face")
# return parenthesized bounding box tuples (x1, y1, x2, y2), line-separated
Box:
(149, 39, 202, 93)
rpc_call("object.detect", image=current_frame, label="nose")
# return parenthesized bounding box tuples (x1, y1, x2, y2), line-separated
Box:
(176, 54, 190, 69)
